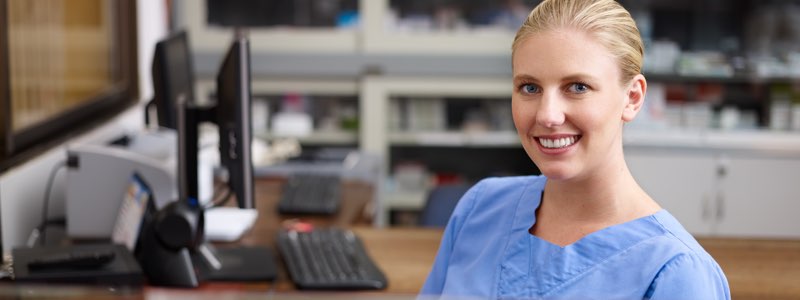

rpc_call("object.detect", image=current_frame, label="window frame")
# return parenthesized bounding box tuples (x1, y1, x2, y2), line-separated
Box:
(0, 0, 139, 172)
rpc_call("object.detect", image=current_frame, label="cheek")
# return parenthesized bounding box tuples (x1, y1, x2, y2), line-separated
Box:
(511, 98, 534, 129)
(577, 104, 622, 136)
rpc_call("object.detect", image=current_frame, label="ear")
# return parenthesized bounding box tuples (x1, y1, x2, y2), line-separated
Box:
(622, 74, 646, 122)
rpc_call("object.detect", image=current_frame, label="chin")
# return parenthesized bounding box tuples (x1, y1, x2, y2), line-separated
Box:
(536, 164, 579, 181)
(540, 171, 573, 181)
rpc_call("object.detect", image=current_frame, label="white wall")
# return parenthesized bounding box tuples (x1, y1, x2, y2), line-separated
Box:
(0, 0, 168, 251)
(138, 0, 169, 102)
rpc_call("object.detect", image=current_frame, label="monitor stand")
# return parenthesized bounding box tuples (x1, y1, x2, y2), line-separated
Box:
(192, 242, 277, 282)
(136, 200, 276, 286)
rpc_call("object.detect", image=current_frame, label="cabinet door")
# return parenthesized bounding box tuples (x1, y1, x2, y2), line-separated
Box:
(626, 149, 716, 235)
(715, 156, 800, 238)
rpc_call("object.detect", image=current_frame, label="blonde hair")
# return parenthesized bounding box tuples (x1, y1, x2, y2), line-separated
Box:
(512, 0, 643, 84)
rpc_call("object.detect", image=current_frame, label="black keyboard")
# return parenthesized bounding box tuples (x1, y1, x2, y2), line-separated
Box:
(277, 228, 388, 290)
(278, 173, 341, 215)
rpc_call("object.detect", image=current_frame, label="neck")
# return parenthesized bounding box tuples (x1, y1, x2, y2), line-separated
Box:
(541, 158, 657, 224)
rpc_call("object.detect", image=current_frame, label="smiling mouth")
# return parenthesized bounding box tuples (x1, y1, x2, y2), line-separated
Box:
(536, 136, 581, 149)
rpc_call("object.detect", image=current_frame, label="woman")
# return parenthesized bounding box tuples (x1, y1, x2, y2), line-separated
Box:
(419, 0, 730, 299)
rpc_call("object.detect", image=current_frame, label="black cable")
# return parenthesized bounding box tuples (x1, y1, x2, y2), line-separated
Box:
(144, 99, 156, 127)
(39, 160, 67, 246)
(204, 183, 233, 209)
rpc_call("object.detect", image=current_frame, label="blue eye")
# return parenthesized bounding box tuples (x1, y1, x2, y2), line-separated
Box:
(568, 83, 590, 94)
(520, 84, 540, 94)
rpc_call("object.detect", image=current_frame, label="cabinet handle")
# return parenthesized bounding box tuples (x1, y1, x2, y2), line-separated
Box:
(702, 193, 711, 221)
(715, 193, 725, 221)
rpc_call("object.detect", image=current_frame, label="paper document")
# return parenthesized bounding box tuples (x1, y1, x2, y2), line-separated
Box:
(204, 207, 258, 242)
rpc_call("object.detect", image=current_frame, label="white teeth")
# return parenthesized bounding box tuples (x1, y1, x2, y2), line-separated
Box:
(538, 136, 577, 149)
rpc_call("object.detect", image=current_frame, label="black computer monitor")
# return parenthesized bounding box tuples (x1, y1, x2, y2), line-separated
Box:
(147, 33, 274, 285)
(150, 31, 254, 210)
(214, 36, 255, 209)
(150, 31, 194, 130)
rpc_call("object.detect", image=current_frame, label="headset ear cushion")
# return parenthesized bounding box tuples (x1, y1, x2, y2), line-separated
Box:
(154, 201, 200, 250)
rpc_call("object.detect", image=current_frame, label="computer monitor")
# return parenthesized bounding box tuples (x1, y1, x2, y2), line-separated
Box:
(148, 32, 275, 285)
(149, 30, 254, 210)
(214, 35, 255, 209)
(150, 31, 194, 130)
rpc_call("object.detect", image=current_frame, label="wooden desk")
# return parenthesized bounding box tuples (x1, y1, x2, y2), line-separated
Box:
(5, 178, 800, 299)
(144, 227, 442, 297)
(149, 178, 444, 295)
(151, 177, 800, 300)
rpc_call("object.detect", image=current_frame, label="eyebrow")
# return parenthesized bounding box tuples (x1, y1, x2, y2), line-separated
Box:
(513, 73, 600, 85)
(562, 73, 601, 84)
(512, 74, 538, 84)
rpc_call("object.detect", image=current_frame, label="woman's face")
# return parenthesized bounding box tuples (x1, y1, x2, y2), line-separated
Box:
(511, 28, 644, 182)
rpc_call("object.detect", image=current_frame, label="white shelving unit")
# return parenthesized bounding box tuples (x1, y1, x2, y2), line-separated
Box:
(361, 0, 519, 55)
(196, 77, 359, 145)
(388, 131, 519, 147)
(359, 76, 513, 164)
(176, 0, 800, 233)
(360, 76, 519, 225)
(179, 0, 359, 54)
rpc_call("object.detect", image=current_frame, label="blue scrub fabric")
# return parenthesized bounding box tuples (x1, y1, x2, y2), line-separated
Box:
(420, 176, 730, 300)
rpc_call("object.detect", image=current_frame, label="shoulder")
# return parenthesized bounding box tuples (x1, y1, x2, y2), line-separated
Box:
(643, 211, 731, 299)
(644, 251, 730, 300)
(650, 211, 713, 257)
(462, 175, 544, 207)
(449, 175, 544, 227)
(472, 175, 545, 197)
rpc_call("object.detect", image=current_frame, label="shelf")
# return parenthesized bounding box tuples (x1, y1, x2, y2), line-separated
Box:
(645, 73, 800, 84)
(623, 128, 800, 157)
(389, 131, 519, 147)
(380, 128, 800, 153)
(196, 78, 359, 96)
(384, 189, 428, 210)
(361, 0, 519, 55)
(256, 131, 358, 145)
(180, 0, 359, 54)
(360, 76, 511, 166)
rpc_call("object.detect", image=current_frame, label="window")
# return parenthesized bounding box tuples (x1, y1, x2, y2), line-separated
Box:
(0, 0, 137, 171)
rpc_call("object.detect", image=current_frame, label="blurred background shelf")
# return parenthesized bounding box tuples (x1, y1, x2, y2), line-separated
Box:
(388, 131, 519, 147)
(172, 0, 800, 231)
(256, 131, 358, 146)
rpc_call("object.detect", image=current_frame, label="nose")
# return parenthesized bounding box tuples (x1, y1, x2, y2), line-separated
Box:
(536, 92, 565, 128)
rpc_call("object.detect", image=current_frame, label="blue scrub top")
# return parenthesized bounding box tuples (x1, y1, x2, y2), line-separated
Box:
(420, 176, 730, 300)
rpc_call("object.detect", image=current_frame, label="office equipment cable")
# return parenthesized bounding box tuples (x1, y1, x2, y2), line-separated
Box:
(36, 159, 67, 246)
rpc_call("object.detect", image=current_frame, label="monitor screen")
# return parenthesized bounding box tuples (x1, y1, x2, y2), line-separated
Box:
(215, 36, 255, 209)
(151, 31, 195, 130)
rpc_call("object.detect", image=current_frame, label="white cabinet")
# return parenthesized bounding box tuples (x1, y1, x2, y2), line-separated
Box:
(716, 156, 800, 238)
(626, 149, 717, 236)
(626, 136, 800, 238)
